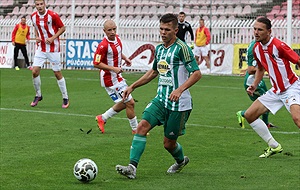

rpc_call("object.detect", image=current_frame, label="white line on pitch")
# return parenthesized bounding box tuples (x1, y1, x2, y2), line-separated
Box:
(1, 107, 299, 135)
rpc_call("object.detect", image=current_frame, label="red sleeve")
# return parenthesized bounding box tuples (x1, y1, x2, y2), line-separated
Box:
(11, 24, 19, 42)
(204, 27, 211, 45)
(194, 29, 198, 43)
(49, 10, 64, 29)
(93, 42, 107, 65)
(279, 42, 300, 64)
(26, 25, 30, 40)
(53, 13, 64, 28)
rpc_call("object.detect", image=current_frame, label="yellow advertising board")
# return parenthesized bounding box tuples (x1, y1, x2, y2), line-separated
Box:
(233, 43, 300, 75)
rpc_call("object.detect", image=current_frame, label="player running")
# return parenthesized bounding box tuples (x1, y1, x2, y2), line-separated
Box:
(244, 17, 300, 158)
(115, 13, 201, 179)
(236, 40, 278, 129)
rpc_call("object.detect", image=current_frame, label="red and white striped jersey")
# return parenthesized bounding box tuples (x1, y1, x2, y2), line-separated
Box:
(253, 37, 299, 94)
(31, 9, 64, 52)
(93, 35, 124, 87)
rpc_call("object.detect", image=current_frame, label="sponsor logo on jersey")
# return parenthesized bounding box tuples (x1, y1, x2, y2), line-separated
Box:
(157, 60, 170, 75)
(95, 54, 101, 62)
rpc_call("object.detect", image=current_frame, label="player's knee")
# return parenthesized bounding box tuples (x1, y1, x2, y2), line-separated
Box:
(54, 71, 63, 80)
(32, 69, 39, 78)
(290, 105, 300, 128)
(136, 120, 151, 134)
(291, 114, 300, 128)
(126, 99, 135, 107)
(244, 111, 256, 123)
(163, 139, 176, 151)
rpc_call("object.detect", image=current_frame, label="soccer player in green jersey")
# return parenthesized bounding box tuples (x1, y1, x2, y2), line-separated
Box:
(115, 13, 201, 179)
(236, 40, 277, 129)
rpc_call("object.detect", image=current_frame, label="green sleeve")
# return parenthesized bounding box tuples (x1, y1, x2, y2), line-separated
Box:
(179, 43, 199, 73)
(247, 40, 256, 67)
(152, 46, 159, 71)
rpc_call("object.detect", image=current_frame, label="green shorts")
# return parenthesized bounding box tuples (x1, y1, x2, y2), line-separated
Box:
(142, 99, 191, 140)
(244, 73, 268, 101)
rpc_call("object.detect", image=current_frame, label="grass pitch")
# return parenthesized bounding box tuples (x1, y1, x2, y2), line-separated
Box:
(1, 68, 299, 190)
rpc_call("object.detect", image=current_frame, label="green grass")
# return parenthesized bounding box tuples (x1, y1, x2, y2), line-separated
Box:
(1, 68, 299, 190)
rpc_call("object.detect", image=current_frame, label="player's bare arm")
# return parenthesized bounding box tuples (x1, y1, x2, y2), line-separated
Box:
(169, 70, 201, 102)
(45, 26, 65, 45)
(122, 69, 158, 101)
(122, 53, 132, 66)
(94, 62, 123, 74)
(130, 69, 158, 90)
(247, 66, 256, 75)
(34, 28, 41, 43)
(247, 66, 265, 96)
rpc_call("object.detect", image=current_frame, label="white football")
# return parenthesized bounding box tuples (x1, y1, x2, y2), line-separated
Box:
(73, 158, 98, 182)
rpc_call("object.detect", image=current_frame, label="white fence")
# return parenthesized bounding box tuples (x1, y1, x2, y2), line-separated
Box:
(1, 18, 299, 43)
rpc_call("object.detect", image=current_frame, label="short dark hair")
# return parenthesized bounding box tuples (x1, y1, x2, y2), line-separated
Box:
(179, 11, 185, 15)
(160, 13, 178, 28)
(21, 15, 26, 19)
(256, 17, 272, 30)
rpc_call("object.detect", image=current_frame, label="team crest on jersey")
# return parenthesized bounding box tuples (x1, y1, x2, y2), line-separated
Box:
(157, 60, 170, 75)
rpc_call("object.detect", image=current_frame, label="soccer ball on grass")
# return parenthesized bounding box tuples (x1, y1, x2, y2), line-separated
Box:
(73, 158, 98, 182)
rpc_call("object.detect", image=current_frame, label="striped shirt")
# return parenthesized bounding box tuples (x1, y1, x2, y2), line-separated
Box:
(253, 37, 299, 94)
(245, 40, 265, 89)
(31, 9, 64, 52)
(153, 38, 199, 111)
(93, 36, 124, 87)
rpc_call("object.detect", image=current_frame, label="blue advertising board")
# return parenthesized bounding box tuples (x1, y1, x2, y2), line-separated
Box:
(66, 39, 101, 68)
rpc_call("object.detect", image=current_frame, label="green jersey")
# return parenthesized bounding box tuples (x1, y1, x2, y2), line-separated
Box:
(244, 40, 257, 86)
(246, 40, 256, 68)
(152, 38, 199, 111)
(244, 40, 267, 101)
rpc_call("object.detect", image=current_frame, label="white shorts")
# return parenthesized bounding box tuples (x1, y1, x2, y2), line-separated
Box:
(105, 80, 133, 103)
(33, 50, 62, 71)
(258, 80, 300, 114)
(193, 45, 209, 57)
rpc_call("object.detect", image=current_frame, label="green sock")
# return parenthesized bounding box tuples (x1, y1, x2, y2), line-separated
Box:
(170, 142, 184, 163)
(130, 134, 146, 167)
(262, 112, 269, 125)
(241, 110, 246, 117)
